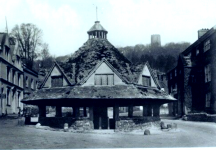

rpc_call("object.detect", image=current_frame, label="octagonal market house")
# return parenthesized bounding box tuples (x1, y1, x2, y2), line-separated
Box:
(21, 21, 175, 130)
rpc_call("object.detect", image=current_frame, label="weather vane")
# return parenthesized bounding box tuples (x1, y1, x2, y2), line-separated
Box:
(96, 6, 98, 21)
(5, 16, 8, 34)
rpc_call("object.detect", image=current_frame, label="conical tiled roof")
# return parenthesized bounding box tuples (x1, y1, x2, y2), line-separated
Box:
(58, 38, 138, 84)
(87, 21, 108, 33)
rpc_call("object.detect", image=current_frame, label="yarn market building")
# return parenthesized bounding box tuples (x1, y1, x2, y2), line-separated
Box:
(21, 21, 175, 130)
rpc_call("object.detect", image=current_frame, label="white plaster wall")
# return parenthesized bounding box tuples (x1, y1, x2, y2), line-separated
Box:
(43, 66, 69, 88)
(138, 65, 157, 87)
(82, 62, 125, 86)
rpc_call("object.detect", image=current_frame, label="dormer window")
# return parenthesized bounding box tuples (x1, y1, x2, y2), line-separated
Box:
(51, 76, 63, 87)
(142, 75, 151, 87)
(95, 74, 114, 85)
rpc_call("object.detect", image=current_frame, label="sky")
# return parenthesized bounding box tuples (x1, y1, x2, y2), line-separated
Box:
(0, 0, 216, 57)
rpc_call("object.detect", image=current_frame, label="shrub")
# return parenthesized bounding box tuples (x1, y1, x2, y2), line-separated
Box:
(23, 105, 39, 117)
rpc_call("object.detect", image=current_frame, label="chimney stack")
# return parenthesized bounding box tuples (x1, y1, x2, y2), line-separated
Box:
(198, 28, 209, 39)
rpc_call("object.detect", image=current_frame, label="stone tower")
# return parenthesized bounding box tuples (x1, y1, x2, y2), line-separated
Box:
(151, 34, 161, 46)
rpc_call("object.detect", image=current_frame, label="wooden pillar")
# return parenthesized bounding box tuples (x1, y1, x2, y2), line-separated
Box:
(56, 106, 62, 117)
(113, 104, 119, 121)
(147, 104, 153, 116)
(114, 104, 119, 129)
(153, 105, 160, 117)
(38, 105, 46, 117)
(83, 107, 87, 117)
(143, 105, 148, 116)
(108, 117, 110, 129)
(128, 104, 133, 117)
(73, 107, 80, 118)
(99, 117, 102, 130)
(89, 106, 94, 121)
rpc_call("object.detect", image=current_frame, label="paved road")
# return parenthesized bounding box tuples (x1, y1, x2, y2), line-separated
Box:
(0, 118, 216, 148)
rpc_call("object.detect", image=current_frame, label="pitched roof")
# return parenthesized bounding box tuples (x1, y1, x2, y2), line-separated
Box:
(79, 58, 127, 85)
(22, 84, 175, 102)
(58, 38, 138, 84)
(136, 62, 161, 89)
(39, 61, 73, 88)
(87, 21, 107, 33)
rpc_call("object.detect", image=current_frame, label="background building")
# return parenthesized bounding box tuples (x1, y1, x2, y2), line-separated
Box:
(0, 33, 23, 115)
(22, 21, 175, 130)
(0, 32, 38, 116)
(167, 25, 216, 116)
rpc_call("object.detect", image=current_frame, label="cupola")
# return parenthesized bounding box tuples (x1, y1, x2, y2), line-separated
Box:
(87, 21, 108, 39)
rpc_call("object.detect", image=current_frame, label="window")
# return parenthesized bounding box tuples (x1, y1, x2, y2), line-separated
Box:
(6, 88, 10, 106)
(95, 74, 114, 85)
(51, 76, 63, 87)
(170, 85, 173, 93)
(175, 83, 177, 91)
(196, 49, 199, 56)
(175, 69, 177, 77)
(205, 64, 211, 83)
(17, 56, 19, 63)
(12, 70, 15, 84)
(205, 92, 211, 107)
(187, 52, 191, 58)
(142, 75, 151, 87)
(31, 79, 34, 89)
(204, 40, 210, 52)
(25, 76, 28, 88)
(7, 67, 10, 81)
(170, 72, 172, 80)
(18, 73, 20, 86)
(1, 88, 4, 107)
(17, 92, 20, 108)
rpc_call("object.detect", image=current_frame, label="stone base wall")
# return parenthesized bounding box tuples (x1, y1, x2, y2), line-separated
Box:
(39, 117, 93, 129)
(115, 116, 161, 131)
(185, 113, 216, 122)
(70, 119, 93, 131)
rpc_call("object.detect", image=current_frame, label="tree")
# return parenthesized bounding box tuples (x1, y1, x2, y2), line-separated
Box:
(10, 23, 43, 68)
(40, 43, 50, 60)
(118, 41, 190, 72)
(34, 43, 54, 71)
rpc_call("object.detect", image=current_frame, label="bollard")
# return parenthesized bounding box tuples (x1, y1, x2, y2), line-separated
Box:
(144, 129, 150, 135)
(64, 123, 69, 132)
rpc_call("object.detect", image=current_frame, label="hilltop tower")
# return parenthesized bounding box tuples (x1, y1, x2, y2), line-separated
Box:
(151, 34, 161, 46)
